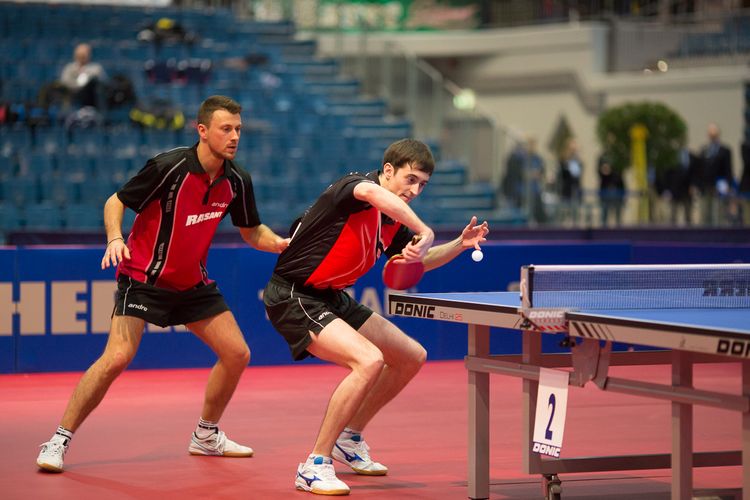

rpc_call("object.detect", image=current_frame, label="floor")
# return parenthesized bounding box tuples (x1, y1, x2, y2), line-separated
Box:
(0, 360, 742, 499)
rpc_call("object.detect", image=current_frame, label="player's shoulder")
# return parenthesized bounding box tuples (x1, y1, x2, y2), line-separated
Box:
(149, 146, 193, 168)
(337, 170, 376, 185)
(226, 160, 250, 176)
(225, 160, 253, 183)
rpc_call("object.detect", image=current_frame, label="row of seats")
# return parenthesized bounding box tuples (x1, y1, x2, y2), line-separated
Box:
(0, 2, 503, 241)
(673, 14, 750, 57)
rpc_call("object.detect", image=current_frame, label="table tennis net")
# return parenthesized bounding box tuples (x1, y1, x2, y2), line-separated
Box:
(521, 264, 750, 309)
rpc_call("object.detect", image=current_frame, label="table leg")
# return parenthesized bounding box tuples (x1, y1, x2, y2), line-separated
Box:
(743, 361, 750, 500)
(672, 351, 693, 500)
(523, 330, 542, 474)
(468, 323, 490, 500)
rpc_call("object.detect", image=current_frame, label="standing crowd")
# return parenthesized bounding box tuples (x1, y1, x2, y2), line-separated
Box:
(500, 122, 750, 227)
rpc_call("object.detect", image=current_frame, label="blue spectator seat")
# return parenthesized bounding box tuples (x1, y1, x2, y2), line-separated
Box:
(22, 152, 56, 178)
(3, 175, 39, 206)
(0, 203, 23, 232)
(63, 203, 103, 230)
(23, 202, 64, 230)
(40, 174, 82, 205)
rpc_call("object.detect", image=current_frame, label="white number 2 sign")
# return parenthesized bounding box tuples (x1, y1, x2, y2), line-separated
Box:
(532, 367, 569, 458)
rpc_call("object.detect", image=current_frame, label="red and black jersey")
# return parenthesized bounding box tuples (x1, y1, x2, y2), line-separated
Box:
(274, 170, 413, 290)
(117, 144, 261, 291)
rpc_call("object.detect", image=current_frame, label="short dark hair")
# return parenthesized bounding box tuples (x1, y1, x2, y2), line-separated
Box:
(197, 95, 241, 126)
(383, 138, 435, 175)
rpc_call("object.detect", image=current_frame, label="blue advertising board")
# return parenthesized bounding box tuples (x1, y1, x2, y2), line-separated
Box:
(1, 240, 747, 374)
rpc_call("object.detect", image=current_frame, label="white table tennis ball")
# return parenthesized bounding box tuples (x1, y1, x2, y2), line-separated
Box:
(471, 249, 484, 262)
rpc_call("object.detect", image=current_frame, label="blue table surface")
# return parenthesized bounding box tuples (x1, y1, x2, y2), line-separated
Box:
(403, 292, 750, 334)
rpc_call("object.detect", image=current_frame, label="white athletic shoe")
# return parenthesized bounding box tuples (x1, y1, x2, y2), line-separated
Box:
(37, 438, 68, 472)
(188, 430, 253, 457)
(295, 456, 350, 495)
(332, 437, 388, 476)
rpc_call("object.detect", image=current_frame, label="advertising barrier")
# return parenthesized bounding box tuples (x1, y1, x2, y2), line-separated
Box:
(1, 241, 746, 373)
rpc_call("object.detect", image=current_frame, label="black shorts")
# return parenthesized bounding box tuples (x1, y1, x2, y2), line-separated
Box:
(263, 274, 374, 361)
(113, 274, 230, 327)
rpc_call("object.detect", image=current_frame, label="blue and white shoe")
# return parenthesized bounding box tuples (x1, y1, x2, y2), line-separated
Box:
(295, 456, 350, 495)
(332, 436, 388, 476)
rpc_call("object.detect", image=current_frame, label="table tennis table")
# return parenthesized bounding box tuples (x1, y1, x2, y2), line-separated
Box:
(388, 264, 750, 500)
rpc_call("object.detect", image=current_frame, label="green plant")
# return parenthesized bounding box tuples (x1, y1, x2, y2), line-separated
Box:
(596, 102, 687, 176)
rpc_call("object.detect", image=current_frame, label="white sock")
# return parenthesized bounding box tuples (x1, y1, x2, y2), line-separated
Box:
(52, 426, 73, 445)
(307, 454, 332, 464)
(195, 418, 218, 439)
(339, 427, 362, 442)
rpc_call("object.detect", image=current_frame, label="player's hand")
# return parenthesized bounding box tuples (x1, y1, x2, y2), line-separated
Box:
(460, 216, 489, 251)
(402, 229, 434, 262)
(276, 237, 291, 253)
(101, 237, 130, 270)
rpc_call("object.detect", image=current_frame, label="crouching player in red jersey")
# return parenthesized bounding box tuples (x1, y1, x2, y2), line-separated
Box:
(263, 139, 489, 495)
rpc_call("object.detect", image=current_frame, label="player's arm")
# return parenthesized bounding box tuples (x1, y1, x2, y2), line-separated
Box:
(101, 193, 131, 269)
(238, 224, 290, 253)
(422, 216, 489, 271)
(353, 181, 434, 260)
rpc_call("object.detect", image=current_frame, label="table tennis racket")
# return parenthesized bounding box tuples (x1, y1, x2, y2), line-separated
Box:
(382, 236, 425, 290)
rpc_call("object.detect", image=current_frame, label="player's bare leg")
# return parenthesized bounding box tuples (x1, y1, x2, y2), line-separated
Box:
(61, 315, 146, 431)
(186, 311, 253, 457)
(329, 313, 426, 476)
(305, 318, 384, 457)
(349, 313, 427, 430)
(294, 319, 383, 494)
(188, 311, 250, 422)
(37, 315, 145, 472)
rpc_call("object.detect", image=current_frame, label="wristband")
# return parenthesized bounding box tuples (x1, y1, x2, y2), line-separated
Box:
(107, 237, 124, 247)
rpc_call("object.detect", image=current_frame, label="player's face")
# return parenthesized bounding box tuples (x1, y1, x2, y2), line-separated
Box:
(201, 109, 241, 160)
(384, 163, 430, 203)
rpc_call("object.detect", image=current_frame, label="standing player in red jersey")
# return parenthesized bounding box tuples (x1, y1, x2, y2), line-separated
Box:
(36, 95, 290, 473)
(263, 138, 489, 495)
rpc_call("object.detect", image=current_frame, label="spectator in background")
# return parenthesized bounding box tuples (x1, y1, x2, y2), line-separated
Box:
(501, 141, 524, 209)
(659, 144, 699, 226)
(524, 137, 547, 224)
(558, 137, 583, 225)
(740, 141, 750, 224)
(697, 123, 734, 225)
(60, 43, 107, 109)
(500, 136, 547, 224)
(597, 149, 625, 227)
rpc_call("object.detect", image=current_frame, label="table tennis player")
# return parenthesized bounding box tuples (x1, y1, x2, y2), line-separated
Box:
(263, 138, 489, 495)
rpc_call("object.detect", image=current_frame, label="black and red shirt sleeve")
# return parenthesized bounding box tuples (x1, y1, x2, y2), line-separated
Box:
(226, 164, 261, 228)
(117, 157, 175, 213)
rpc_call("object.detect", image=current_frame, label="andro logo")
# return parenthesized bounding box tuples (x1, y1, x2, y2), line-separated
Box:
(128, 303, 149, 312)
(317, 311, 332, 321)
(211, 202, 229, 208)
(703, 280, 749, 296)
(532, 442, 561, 458)
(717, 338, 750, 357)
(392, 302, 435, 319)
(186, 211, 223, 226)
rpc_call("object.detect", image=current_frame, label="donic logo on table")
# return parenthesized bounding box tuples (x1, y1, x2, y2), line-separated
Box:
(391, 302, 435, 319)
(716, 339, 750, 357)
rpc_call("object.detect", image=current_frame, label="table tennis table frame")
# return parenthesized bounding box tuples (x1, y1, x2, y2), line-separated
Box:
(389, 292, 750, 500)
